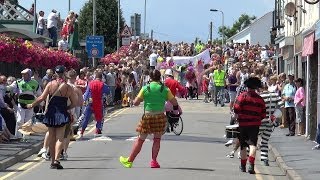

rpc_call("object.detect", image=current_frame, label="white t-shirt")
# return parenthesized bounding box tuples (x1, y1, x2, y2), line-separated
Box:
(37, 16, 45, 29)
(260, 50, 269, 62)
(58, 40, 69, 51)
(149, 53, 158, 67)
(47, 12, 58, 29)
(131, 71, 138, 84)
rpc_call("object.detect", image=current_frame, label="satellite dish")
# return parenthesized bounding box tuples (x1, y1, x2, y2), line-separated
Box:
(285, 2, 297, 17)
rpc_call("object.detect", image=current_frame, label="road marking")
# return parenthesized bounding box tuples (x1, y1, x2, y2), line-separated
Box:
(89, 136, 113, 141)
(255, 166, 264, 180)
(125, 136, 150, 142)
(1, 108, 127, 180)
(0, 157, 42, 180)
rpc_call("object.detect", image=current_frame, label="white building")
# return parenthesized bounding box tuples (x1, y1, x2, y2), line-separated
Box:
(226, 11, 273, 46)
(274, 0, 320, 139)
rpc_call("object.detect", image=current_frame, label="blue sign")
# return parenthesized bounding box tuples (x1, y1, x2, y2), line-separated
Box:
(315, 20, 320, 41)
(86, 36, 104, 58)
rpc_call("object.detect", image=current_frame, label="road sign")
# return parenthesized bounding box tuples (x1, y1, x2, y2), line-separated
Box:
(122, 37, 131, 46)
(121, 24, 132, 37)
(86, 36, 104, 58)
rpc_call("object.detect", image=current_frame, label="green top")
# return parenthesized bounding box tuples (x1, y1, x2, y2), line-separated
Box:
(137, 82, 174, 112)
(213, 70, 225, 87)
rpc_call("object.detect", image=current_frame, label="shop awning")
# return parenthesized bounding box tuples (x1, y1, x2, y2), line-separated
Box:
(302, 32, 315, 57)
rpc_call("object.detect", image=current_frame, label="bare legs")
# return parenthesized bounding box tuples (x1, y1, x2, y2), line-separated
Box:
(48, 126, 66, 164)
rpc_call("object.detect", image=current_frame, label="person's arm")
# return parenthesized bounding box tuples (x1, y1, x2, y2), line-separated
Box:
(167, 90, 180, 114)
(233, 94, 243, 114)
(296, 88, 305, 105)
(133, 88, 144, 106)
(27, 82, 51, 108)
(176, 81, 186, 95)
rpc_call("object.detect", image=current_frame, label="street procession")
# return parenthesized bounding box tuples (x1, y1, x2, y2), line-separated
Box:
(0, 0, 320, 180)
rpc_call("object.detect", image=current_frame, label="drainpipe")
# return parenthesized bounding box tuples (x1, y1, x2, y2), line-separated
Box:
(306, 55, 309, 138)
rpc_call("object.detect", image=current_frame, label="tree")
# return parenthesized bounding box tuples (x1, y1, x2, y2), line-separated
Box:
(78, 0, 125, 54)
(218, 14, 256, 40)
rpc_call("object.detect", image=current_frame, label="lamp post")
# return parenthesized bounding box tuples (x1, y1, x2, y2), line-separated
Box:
(144, 0, 146, 37)
(117, 0, 120, 52)
(33, 0, 37, 33)
(210, 9, 224, 46)
(92, 0, 97, 67)
(68, 0, 71, 12)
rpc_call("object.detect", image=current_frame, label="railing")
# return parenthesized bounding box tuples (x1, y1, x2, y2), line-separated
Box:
(0, 2, 34, 21)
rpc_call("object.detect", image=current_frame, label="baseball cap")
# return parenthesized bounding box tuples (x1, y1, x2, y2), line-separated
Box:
(21, 68, 32, 76)
(55, 65, 66, 74)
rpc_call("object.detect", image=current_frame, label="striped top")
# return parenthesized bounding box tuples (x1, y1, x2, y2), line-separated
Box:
(259, 91, 283, 123)
(234, 90, 266, 127)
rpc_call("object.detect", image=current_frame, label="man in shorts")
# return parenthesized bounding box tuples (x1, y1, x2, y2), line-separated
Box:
(233, 77, 266, 174)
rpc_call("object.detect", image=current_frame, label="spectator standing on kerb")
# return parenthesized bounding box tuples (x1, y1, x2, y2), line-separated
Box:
(282, 75, 296, 136)
(37, 11, 45, 35)
(47, 9, 59, 47)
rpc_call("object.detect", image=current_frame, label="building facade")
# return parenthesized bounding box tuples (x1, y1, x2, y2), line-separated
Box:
(273, 0, 320, 139)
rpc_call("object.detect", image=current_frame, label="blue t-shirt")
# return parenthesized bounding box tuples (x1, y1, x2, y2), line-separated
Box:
(282, 83, 296, 108)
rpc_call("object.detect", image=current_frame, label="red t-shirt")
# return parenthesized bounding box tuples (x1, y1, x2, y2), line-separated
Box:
(165, 78, 185, 97)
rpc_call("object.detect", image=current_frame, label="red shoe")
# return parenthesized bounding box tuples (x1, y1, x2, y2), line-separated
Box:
(150, 160, 160, 168)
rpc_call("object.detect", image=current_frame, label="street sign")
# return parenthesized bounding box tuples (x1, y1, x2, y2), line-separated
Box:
(121, 24, 132, 37)
(86, 36, 104, 58)
(122, 37, 131, 46)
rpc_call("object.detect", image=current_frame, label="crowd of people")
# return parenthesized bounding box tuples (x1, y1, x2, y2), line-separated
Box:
(2, 36, 320, 172)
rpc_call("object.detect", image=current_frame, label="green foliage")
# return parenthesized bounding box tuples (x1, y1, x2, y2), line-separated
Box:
(78, 0, 125, 54)
(218, 14, 256, 40)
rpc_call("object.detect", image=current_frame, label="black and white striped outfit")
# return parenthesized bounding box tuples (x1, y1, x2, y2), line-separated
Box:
(259, 91, 282, 161)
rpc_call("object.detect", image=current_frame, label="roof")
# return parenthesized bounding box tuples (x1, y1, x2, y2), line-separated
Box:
(0, 28, 52, 43)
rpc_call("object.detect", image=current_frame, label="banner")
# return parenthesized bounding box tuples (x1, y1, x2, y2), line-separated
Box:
(166, 49, 211, 66)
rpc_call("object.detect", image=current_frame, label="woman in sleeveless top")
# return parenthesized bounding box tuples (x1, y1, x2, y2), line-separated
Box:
(27, 65, 77, 170)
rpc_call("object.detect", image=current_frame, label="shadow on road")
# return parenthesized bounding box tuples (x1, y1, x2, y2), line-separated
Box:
(63, 167, 115, 170)
(164, 167, 215, 172)
(162, 135, 225, 144)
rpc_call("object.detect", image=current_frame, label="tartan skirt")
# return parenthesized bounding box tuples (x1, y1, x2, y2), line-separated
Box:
(136, 113, 167, 134)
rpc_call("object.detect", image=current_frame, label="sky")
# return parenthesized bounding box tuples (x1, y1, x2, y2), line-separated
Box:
(19, 0, 274, 43)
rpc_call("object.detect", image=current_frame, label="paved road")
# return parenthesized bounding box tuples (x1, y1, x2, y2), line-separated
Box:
(0, 99, 287, 180)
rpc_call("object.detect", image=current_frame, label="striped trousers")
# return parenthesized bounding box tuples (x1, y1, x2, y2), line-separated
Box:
(259, 121, 273, 161)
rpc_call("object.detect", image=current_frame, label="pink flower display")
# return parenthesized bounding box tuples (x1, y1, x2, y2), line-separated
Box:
(100, 45, 130, 65)
(0, 34, 79, 69)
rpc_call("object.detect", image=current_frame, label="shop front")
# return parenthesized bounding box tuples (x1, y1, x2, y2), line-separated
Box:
(315, 20, 320, 129)
(302, 31, 317, 139)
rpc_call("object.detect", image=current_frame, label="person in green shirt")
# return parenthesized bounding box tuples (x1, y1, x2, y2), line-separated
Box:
(119, 69, 180, 169)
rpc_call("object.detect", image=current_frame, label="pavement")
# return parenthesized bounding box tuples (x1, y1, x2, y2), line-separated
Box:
(269, 127, 320, 180)
(0, 105, 120, 172)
